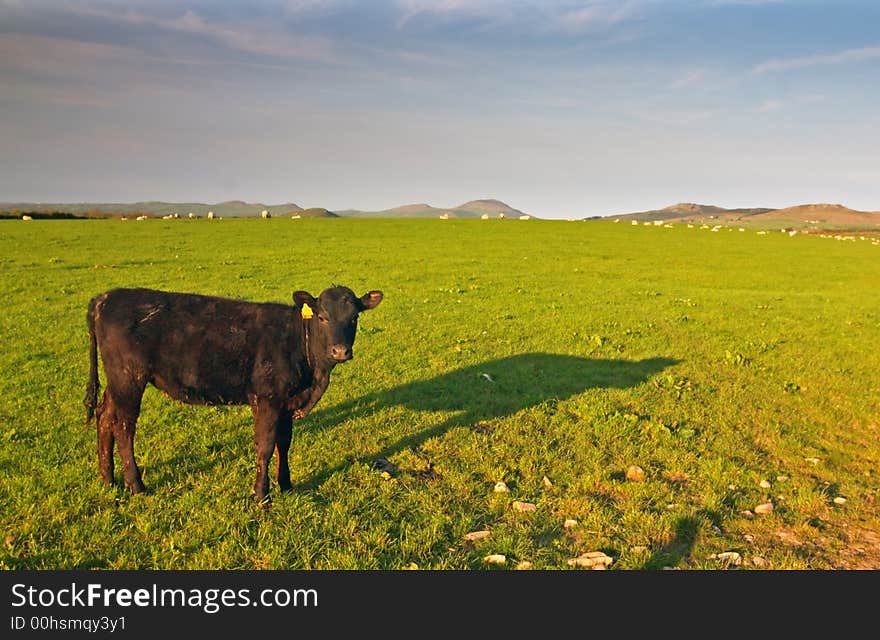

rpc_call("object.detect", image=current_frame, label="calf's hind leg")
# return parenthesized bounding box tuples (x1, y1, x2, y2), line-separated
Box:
(105, 385, 147, 494)
(96, 391, 115, 485)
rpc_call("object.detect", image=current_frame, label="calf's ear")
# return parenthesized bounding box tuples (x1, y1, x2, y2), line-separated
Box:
(359, 290, 383, 310)
(293, 291, 317, 308)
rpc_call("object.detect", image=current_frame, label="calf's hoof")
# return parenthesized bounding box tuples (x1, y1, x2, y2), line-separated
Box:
(127, 482, 147, 495)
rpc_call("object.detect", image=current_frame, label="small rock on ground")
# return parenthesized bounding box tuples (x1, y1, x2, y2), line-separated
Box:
(493, 481, 510, 493)
(754, 502, 774, 514)
(512, 500, 537, 512)
(484, 554, 506, 564)
(709, 551, 742, 566)
(464, 530, 491, 542)
(626, 465, 646, 482)
(567, 551, 613, 569)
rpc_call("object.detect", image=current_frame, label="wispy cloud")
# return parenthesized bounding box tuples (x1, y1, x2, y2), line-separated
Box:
(280, 0, 342, 14)
(552, 1, 640, 33)
(753, 45, 880, 74)
(0, 77, 115, 108)
(67, 5, 338, 62)
(753, 93, 825, 114)
(0, 32, 134, 74)
(668, 68, 707, 89)
(706, 0, 785, 6)
(755, 98, 783, 113)
(394, 0, 510, 29)
(394, 0, 642, 33)
(622, 105, 719, 127)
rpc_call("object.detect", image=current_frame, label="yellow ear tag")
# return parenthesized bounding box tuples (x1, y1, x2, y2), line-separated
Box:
(301, 302, 314, 319)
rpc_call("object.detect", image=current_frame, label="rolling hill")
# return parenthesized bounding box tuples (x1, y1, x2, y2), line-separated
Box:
(291, 207, 338, 218)
(0, 201, 303, 218)
(1, 198, 530, 219)
(752, 203, 880, 227)
(611, 202, 774, 222)
(338, 198, 530, 219)
(608, 202, 880, 230)
(335, 203, 449, 218)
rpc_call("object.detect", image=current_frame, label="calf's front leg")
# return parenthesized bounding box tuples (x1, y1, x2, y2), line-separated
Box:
(251, 397, 282, 505)
(275, 409, 293, 492)
(290, 370, 331, 420)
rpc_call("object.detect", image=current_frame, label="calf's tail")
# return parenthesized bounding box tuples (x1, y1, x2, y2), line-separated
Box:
(84, 296, 101, 424)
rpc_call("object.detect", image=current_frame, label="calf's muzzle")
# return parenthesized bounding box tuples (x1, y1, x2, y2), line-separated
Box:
(330, 344, 353, 362)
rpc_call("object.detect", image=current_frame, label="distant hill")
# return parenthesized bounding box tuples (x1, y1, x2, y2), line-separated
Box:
(0, 201, 303, 218)
(0, 198, 531, 219)
(290, 207, 338, 218)
(751, 203, 880, 227)
(607, 202, 880, 230)
(336, 203, 449, 218)
(340, 198, 530, 219)
(611, 202, 774, 222)
(453, 199, 528, 218)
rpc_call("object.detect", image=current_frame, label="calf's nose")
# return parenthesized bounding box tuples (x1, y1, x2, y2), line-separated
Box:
(330, 345, 353, 361)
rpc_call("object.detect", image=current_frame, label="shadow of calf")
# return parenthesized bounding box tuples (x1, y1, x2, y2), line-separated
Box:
(295, 352, 678, 491)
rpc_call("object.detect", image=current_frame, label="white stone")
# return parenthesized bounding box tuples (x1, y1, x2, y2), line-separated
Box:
(493, 481, 510, 493)
(563, 519, 578, 529)
(833, 496, 847, 505)
(511, 500, 537, 512)
(464, 530, 491, 542)
(484, 554, 506, 564)
(711, 551, 742, 566)
(567, 551, 613, 569)
(759, 479, 771, 489)
(754, 502, 774, 514)
(626, 465, 646, 482)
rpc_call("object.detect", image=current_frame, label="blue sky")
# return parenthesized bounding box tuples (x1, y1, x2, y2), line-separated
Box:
(1, 0, 878, 218)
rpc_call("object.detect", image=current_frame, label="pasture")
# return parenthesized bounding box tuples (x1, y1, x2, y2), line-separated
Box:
(0, 218, 878, 569)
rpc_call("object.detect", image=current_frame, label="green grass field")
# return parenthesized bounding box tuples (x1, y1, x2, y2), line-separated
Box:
(1, 218, 878, 569)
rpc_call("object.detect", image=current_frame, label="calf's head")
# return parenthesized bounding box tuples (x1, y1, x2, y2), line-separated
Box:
(294, 286, 383, 363)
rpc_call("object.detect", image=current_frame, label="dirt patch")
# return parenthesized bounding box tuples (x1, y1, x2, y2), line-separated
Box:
(835, 526, 880, 570)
